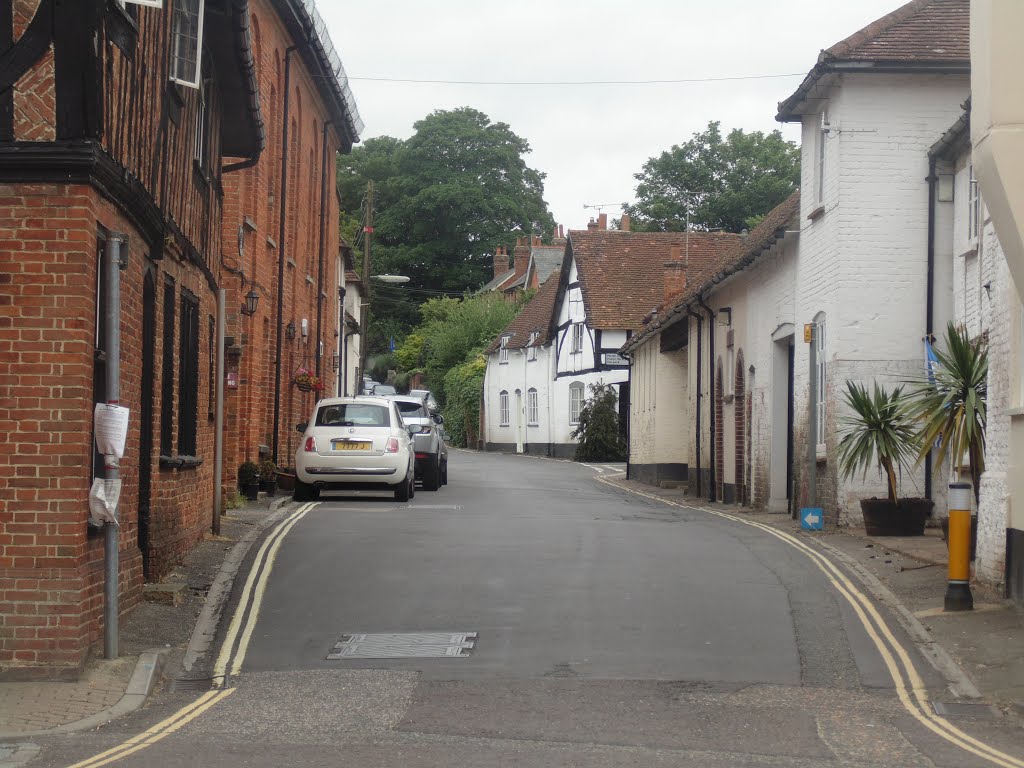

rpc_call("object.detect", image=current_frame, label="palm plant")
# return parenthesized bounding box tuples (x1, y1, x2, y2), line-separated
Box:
(837, 381, 919, 503)
(904, 322, 988, 503)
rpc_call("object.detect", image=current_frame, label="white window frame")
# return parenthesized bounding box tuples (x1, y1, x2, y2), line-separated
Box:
(499, 335, 509, 364)
(527, 388, 538, 425)
(499, 391, 509, 426)
(527, 331, 538, 361)
(170, 0, 205, 89)
(569, 382, 585, 425)
(193, 75, 209, 169)
(815, 313, 827, 452)
(120, 0, 163, 6)
(571, 323, 584, 354)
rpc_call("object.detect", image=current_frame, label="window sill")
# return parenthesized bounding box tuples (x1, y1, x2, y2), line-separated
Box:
(958, 241, 979, 259)
(159, 455, 204, 470)
(807, 205, 825, 222)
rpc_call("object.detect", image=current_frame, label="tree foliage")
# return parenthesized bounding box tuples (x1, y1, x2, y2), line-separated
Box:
(443, 356, 487, 448)
(338, 108, 555, 354)
(624, 121, 800, 233)
(571, 383, 627, 462)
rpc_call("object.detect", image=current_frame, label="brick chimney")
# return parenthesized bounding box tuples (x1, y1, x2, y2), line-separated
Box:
(493, 246, 509, 278)
(587, 218, 599, 231)
(598, 212, 608, 230)
(620, 213, 631, 232)
(513, 237, 530, 280)
(663, 244, 687, 305)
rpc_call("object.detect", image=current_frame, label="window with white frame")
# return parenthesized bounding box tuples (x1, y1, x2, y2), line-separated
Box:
(499, 335, 509, 364)
(527, 331, 538, 361)
(571, 323, 584, 354)
(499, 390, 509, 426)
(569, 382, 585, 424)
(968, 164, 980, 241)
(193, 74, 210, 171)
(814, 313, 827, 450)
(527, 388, 538, 425)
(170, 0, 205, 89)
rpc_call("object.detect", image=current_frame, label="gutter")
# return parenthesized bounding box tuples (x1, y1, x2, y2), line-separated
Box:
(222, 0, 265, 172)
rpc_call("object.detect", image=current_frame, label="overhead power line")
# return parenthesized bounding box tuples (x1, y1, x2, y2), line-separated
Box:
(348, 72, 806, 87)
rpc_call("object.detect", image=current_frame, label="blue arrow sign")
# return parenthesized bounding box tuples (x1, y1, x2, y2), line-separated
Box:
(800, 507, 824, 531)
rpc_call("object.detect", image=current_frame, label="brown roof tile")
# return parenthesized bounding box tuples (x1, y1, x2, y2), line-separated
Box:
(777, 0, 969, 121)
(486, 271, 562, 354)
(568, 230, 742, 331)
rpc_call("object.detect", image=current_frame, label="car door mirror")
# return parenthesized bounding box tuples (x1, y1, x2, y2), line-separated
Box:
(295, 422, 307, 433)
(432, 413, 444, 425)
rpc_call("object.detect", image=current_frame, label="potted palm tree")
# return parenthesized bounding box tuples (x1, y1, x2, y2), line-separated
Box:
(904, 322, 987, 556)
(837, 381, 931, 535)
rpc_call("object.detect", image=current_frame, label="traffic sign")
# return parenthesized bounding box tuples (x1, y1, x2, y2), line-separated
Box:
(800, 507, 824, 530)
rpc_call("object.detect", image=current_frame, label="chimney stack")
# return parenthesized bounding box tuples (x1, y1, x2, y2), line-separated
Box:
(663, 244, 687, 305)
(513, 237, 530, 280)
(620, 213, 631, 232)
(598, 212, 608, 231)
(493, 246, 509, 278)
(587, 218, 599, 231)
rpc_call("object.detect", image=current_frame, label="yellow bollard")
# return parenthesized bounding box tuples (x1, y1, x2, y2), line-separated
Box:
(944, 482, 974, 612)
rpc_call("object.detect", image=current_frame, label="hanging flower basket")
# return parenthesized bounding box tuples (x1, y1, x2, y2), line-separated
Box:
(293, 367, 324, 394)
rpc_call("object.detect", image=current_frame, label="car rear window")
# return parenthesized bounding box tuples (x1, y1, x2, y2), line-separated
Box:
(315, 403, 390, 427)
(395, 401, 427, 418)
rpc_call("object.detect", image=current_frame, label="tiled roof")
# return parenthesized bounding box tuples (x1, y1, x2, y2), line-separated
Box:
(486, 272, 562, 354)
(478, 269, 516, 293)
(567, 230, 742, 331)
(528, 245, 565, 286)
(622, 191, 801, 353)
(777, 0, 969, 121)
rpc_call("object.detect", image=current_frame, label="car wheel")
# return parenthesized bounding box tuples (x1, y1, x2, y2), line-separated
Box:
(422, 457, 440, 491)
(441, 460, 448, 485)
(394, 474, 411, 502)
(294, 479, 319, 502)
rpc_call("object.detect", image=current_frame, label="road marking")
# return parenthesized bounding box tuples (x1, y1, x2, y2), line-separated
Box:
(595, 476, 1024, 768)
(214, 501, 317, 683)
(64, 688, 235, 768)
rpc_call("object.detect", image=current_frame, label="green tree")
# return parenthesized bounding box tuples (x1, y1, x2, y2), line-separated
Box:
(624, 121, 800, 233)
(571, 383, 627, 462)
(338, 108, 555, 354)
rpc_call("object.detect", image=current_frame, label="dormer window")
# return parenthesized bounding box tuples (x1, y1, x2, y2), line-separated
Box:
(499, 335, 510, 364)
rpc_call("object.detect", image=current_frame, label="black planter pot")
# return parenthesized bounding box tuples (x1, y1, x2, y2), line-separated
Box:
(242, 480, 260, 501)
(861, 497, 932, 536)
(258, 478, 277, 496)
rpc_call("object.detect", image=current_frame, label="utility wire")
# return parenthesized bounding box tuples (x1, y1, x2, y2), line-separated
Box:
(348, 72, 806, 87)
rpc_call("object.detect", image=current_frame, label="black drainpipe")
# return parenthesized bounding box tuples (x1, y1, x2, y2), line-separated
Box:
(271, 45, 297, 466)
(924, 155, 937, 501)
(314, 120, 333, 377)
(698, 295, 716, 503)
(687, 307, 703, 498)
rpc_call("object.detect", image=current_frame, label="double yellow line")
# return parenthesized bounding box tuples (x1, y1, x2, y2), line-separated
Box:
(66, 501, 317, 768)
(599, 476, 1024, 768)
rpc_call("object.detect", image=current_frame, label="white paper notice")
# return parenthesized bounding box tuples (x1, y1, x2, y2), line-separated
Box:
(94, 404, 129, 458)
(89, 478, 121, 526)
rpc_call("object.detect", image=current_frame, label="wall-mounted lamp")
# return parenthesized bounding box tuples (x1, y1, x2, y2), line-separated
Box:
(718, 307, 733, 327)
(300, 318, 309, 339)
(285, 320, 296, 340)
(240, 287, 259, 316)
(331, 354, 340, 372)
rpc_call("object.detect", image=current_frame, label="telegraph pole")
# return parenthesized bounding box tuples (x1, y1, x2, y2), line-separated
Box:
(360, 181, 374, 385)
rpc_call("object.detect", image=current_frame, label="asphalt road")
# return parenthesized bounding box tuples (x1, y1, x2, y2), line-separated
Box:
(26, 450, 1024, 767)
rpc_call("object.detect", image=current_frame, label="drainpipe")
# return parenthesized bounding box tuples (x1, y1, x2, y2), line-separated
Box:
(924, 155, 937, 501)
(698, 295, 716, 503)
(687, 307, 703, 497)
(336, 286, 345, 396)
(271, 45, 297, 466)
(315, 120, 333, 378)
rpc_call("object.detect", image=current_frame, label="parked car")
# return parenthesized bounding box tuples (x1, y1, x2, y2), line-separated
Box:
(370, 383, 397, 397)
(293, 397, 421, 502)
(389, 396, 448, 490)
(361, 377, 379, 395)
(409, 388, 439, 411)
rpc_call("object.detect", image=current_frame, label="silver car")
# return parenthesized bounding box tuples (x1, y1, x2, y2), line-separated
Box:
(389, 395, 448, 491)
(293, 397, 421, 501)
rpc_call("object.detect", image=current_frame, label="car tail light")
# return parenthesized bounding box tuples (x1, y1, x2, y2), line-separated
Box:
(303, 436, 317, 453)
(415, 452, 428, 459)
(384, 437, 400, 453)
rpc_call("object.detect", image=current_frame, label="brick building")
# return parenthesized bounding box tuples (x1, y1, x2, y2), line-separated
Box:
(0, 0, 361, 676)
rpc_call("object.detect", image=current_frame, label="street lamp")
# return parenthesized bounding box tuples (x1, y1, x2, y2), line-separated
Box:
(373, 274, 410, 284)
(241, 286, 259, 316)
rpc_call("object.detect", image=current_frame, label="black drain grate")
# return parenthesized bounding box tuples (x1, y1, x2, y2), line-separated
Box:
(169, 677, 218, 692)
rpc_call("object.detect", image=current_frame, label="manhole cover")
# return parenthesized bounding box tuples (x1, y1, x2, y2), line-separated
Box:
(932, 701, 1001, 719)
(327, 632, 478, 659)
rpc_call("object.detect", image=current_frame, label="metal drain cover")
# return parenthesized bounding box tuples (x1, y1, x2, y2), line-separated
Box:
(327, 632, 478, 659)
(169, 677, 217, 692)
(932, 701, 1002, 719)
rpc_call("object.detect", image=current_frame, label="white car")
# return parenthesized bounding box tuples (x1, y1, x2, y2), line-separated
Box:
(294, 397, 421, 502)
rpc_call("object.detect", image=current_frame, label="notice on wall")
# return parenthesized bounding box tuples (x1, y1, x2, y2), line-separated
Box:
(89, 478, 121, 526)
(94, 404, 130, 458)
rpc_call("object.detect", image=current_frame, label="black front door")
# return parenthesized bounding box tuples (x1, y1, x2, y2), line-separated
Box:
(787, 341, 795, 518)
(139, 270, 156, 579)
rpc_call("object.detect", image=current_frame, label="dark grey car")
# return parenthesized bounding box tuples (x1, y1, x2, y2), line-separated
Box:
(390, 395, 448, 490)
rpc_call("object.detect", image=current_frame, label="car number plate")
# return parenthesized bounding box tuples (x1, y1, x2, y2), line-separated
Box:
(332, 440, 370, 451)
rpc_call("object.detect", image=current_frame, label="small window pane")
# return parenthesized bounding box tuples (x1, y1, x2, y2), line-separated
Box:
(170, 0, 204, 88)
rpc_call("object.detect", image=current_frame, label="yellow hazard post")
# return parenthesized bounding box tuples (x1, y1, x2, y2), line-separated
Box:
(944, 482, 974, 611)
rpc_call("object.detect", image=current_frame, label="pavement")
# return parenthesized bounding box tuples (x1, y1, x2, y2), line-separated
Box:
(0, 492, 290, 743)
(1, 466, 1021, 745)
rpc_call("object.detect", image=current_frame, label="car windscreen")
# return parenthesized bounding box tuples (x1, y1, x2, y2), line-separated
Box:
(372, 385, 397, 395)
(315, 403, 390, 427)
(394, 401, 427, 418)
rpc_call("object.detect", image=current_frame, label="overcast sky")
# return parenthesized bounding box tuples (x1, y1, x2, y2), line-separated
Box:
(321, 1, 906, 231)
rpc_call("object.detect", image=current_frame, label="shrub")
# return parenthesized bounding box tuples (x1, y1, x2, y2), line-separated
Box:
(443, 356, 487, 448)
(571, 382, 626, 462)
